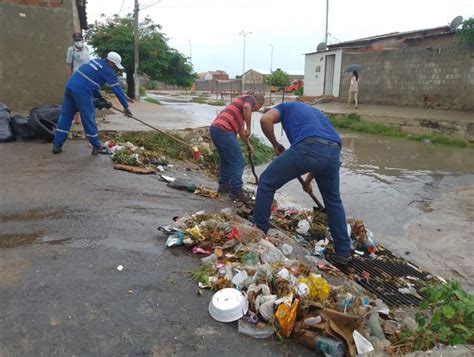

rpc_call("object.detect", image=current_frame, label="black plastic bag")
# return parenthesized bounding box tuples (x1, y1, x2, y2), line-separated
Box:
(29, 104, 61, 125)
(0, 107, 14, 143)
(10, 115, 36, 140)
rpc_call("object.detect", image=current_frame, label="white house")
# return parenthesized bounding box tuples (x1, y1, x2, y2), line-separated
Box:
(303, 49, 343, 97)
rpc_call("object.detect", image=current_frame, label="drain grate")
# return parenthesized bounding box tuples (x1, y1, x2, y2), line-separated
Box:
(329, 247, 435, 307)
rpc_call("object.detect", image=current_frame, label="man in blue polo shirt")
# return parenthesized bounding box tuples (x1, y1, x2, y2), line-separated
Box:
(52, 51, 133, 155)
(252, 101, 351, 264)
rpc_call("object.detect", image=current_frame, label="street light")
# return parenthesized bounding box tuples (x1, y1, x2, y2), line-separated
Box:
(188, 40, 192, 63)
(239, 31, 251, 94)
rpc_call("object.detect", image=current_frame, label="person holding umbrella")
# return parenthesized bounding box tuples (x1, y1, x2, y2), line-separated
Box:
(347, 70, 359, 109)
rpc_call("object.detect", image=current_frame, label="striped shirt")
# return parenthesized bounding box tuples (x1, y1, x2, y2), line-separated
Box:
(211, 95, 256, 133)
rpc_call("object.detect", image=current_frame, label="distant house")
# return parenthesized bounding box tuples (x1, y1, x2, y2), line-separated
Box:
(242, 69, 268, 84)
(204, 70, 229, 81)
(304, 24, 474, 110)
(0, 0, 87, 110)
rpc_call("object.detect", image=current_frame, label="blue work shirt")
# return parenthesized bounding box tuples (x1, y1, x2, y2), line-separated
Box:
(274, 102, 341, 146)
(68, 58, 129, 109)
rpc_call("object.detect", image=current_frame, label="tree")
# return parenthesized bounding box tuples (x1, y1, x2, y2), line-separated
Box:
(456, 17, 474, 46)
(86, 15, 197, 98)
(266, 68, 291, 103)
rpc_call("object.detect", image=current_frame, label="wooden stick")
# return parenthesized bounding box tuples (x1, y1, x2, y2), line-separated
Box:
(296, 176, 325, 210)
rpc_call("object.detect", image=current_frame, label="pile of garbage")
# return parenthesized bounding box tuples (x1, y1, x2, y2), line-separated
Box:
(160, 209, 409, 355)
(0, 103, 60, 143)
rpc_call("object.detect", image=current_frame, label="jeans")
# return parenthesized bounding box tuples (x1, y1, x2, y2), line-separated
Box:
(209, 126, 244, 193)
(53, 85, 101, 149)
(252, 136, 351, 257)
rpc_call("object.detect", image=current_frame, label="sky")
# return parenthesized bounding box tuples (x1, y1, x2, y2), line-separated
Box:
(86, 0, 473, 77)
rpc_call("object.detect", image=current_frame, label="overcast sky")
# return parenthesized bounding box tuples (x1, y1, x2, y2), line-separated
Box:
(86, 0, 473, 77)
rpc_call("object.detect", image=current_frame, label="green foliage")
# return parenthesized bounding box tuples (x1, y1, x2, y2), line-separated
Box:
(144, 80, 158, 90)
(239, 135, 275, 165)
(191, 263, 215, 285)
(397, 281, 474, 351)
(456, 17, 474, 46)
(144, 97, 161, 105)
(207, 100, 226, 106)
(294, 87, 304, 96)
(86, 15, 197, 93)
(191, 96, 208, 104)
(329, 114, 473, 148)
(139, 85, 147, 97)
(266, 68, 291, 87)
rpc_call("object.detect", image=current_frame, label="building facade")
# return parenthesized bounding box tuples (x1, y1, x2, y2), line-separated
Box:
(0, 0, 86, 111)
(304, 26, 474, 111)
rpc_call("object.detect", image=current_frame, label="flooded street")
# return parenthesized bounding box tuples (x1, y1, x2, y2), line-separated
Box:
(150, 93, 474, 291)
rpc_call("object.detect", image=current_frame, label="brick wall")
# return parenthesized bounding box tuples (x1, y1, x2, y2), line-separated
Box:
(3, 0, 62, 7)
(339, 41, 474, 111)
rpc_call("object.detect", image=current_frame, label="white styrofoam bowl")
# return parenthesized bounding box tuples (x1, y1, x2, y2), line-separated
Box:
(209, 288, 249, 322)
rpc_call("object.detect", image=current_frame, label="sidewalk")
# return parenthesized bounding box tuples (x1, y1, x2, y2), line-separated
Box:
(315, 102, 474, 141)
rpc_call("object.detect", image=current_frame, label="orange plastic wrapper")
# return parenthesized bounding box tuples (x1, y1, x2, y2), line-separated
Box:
(275, 298, 300, 337)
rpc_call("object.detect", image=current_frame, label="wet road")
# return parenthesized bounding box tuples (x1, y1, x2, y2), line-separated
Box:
(0, 141, 311, 356)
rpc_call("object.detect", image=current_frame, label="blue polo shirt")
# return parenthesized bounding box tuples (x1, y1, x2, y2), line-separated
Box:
(274, 102, 341, 146)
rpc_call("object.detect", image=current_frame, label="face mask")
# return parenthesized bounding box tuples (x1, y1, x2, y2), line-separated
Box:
(74, 41, 83, 49)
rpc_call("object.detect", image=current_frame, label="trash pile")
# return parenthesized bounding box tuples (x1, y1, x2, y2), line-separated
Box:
(0, 103, 60, 143)
(159, 209, 413, 355)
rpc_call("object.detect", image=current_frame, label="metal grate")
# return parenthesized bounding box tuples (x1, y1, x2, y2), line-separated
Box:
(328, 247, 433, 307)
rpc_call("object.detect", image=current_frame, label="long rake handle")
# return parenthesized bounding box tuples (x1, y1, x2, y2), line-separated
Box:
(296, 176, 325, 210)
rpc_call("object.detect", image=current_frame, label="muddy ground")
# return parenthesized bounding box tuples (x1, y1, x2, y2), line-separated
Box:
(0, 141, 312, 356)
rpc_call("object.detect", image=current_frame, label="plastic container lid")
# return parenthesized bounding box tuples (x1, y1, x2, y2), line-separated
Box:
(209, 288, 249, 322)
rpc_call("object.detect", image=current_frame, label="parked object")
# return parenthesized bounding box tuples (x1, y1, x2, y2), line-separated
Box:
(0, 104, 14, 142)
(10, 115, 36, 140)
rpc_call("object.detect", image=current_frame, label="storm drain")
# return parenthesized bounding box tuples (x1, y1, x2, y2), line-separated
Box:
(329, 247, 435, 307)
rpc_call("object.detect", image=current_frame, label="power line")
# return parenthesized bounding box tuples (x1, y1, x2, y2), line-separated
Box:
(118, 0, 126, 15)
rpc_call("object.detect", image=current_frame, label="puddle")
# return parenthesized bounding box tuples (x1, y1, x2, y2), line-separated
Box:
(0, 208, 65, 223)
(0, 232, 69, 249)
(0, 233, 43, 248)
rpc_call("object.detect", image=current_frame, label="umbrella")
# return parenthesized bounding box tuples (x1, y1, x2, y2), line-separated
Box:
(344, 64, 363, 73)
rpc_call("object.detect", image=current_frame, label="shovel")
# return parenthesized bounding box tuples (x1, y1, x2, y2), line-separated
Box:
(296, 176, 325, 211)
(248, 152, 259, 185)
(112, 105, 202, 160)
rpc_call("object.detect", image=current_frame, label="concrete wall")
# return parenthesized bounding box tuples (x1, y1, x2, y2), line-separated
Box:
(243, 70, 265, 84)
(339, 42, 474, 111)
(195, 80, 270, 93)
(304, 49, 342, 97)
(0, 0, 76, 111)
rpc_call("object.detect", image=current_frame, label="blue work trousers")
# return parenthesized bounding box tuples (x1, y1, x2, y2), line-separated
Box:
(53, 85, 101, 149)
(209, 126, 244, 194)
(253, 136, 351, 257)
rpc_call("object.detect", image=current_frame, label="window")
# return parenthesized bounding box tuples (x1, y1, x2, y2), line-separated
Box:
(315, 66, 321, 73)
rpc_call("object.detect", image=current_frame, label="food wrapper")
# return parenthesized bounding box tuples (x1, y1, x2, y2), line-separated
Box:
(275, 298, 299, 337)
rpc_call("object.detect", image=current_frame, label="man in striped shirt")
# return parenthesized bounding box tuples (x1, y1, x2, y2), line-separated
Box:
(52, 51, 133, 155)
(210, 93, 265, 202)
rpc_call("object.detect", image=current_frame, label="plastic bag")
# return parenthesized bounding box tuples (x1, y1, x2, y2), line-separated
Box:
(275, 298, 299, 337)
(238, 319, 274, 339)
(29, 104, 61, 124)
(165, 232, 184, 247)
(0, 108, 14, 143)
(10, 115, 36, 140)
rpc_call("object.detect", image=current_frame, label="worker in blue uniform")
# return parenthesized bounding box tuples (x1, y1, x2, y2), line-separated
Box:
(52, 51, 133, 155)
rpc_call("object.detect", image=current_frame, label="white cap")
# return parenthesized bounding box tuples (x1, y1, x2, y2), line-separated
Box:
(106, 51, 124, 70)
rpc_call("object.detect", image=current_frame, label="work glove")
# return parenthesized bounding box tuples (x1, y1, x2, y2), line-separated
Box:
(94, 98, 112, 110)
(123, 108, 133, 118)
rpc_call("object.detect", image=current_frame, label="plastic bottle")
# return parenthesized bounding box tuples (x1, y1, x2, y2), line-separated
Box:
(296, 331, 346, 357)
(315, 336, 346, 357)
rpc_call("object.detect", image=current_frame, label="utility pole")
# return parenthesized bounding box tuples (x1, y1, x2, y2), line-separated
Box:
(269, 43, 273, 73)
(239, 31, 251, 94)
(188, 40, 192, 63)
(133, 0, 140, 100)
(325, 0, 329, 45)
